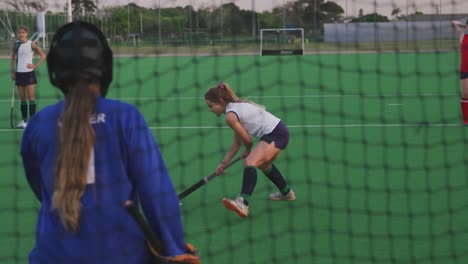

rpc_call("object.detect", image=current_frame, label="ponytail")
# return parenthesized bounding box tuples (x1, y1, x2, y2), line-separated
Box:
(204, 82, 265, 109)
(52, 75, 98, 233)
(204, 82, 239, 104)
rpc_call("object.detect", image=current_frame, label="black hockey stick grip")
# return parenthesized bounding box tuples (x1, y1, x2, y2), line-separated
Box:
(177, 157, 241, 200)
(10, 107, 14, 129)
(125, 201, 166, 257)
(10, 82, 15, 129)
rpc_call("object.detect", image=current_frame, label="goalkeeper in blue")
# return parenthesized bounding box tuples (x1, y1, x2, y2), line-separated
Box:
(20, 22, 200, 264)
(204, 82, 296, 218)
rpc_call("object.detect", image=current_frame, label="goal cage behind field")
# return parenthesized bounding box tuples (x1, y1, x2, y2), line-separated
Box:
(260, 28, 304, 56)
(183, 31, 210, 45)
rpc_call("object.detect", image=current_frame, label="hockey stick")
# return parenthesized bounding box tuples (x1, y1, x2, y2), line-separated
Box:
(9, 29, 16, 129)
(10, 82, 16, 129)
(124, 200, 174, 264)
(178, 157, 241, 200)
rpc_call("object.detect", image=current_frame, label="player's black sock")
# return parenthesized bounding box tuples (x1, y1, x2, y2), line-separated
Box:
(29, 100, 36, 118)
(263, 164, 290, 195)
(20, 101, 28, 121)
(240, 166, 257, 205)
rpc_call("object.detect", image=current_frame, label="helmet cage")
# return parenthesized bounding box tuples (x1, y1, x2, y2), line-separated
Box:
(47, 21, 113, 97)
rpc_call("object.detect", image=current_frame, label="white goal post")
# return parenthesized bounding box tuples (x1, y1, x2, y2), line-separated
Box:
(260, 28, 304, 56)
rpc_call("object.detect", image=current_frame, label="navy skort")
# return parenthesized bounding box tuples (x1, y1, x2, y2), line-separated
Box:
(260, 121, 289, 150)
(15, 71, 37, 86)
(460, 72, 468, 80)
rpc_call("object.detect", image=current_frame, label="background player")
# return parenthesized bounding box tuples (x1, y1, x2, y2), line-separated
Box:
(10, 25, 46, 129)
(204, 82, 295, 218)
(21, 22, 200, 263)
(452, 18, 468, 125)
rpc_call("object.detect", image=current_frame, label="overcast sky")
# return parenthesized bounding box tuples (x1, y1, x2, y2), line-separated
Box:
(93, 0, 468, 17)
(3, 0, 468, 18)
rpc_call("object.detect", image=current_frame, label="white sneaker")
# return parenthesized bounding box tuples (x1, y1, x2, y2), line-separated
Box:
(222, 196, 249, 218)
(17, 120, 27, 129)
(269, 189, 296, 201)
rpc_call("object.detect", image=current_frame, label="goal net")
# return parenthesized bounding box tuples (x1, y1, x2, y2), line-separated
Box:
(1, 1, 468, 264)
(260, 28, 304, 55)
(183, 31, 209, 45)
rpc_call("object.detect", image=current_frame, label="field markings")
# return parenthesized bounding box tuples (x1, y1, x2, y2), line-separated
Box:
(0, 122, 462, 133)
(0, 93, 458, 103)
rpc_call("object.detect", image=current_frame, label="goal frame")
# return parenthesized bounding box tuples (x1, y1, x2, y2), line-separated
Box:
(260, 28, 304, 56)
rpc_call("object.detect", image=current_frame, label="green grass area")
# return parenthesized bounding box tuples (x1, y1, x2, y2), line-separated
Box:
(0, 52, 467, 263)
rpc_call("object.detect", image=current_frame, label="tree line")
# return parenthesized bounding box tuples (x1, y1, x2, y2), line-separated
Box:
(4, 0, 425, 43)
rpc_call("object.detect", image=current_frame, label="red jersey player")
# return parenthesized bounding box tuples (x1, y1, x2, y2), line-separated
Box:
(452, 18, 468, 125)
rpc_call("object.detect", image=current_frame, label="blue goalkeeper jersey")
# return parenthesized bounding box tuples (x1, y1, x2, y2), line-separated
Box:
(21, 97, 186, 264)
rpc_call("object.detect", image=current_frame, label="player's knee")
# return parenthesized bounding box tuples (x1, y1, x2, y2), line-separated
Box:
(243, 157, 264, 168)
(258, 162, 272, 171)
(243, 158, 257, 168)
(243, 160, 254, 168)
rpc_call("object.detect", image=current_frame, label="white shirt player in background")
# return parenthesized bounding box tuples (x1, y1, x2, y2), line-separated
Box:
(10, 25, 46, 129)
(205, 82, 296, 218)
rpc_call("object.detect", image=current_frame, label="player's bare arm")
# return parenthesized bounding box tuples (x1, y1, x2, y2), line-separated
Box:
(452, 20, 466, 38)
(10, 47, 16, 80)
(226, 112, 252, 158)
(216, 133, 242, 175)
(29, 41, 46, 69)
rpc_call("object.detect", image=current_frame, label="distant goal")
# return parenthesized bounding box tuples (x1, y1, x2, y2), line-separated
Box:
(260, 28, 304, 56)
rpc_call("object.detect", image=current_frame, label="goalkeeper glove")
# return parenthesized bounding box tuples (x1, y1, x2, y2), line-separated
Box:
(148, 242, 201, 264)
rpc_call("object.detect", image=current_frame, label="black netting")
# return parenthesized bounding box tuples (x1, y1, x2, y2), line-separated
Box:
(1, 1, 467, 264)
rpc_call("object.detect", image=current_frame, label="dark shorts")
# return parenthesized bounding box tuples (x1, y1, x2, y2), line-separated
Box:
(260, 121, 289, 150)
(461, 72, 468, 80)
(15, 71, 37, 86)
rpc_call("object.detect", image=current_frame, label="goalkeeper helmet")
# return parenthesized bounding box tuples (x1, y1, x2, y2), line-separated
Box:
(47, 21, 113, 97)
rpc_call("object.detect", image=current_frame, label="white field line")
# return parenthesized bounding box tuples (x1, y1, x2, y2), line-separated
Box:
(0, 123, 462, 133)
(0, 93, 458, 103)
(1, 93, 459, 132)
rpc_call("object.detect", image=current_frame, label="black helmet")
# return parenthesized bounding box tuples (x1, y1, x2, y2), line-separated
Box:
(47, 21, 113, 97)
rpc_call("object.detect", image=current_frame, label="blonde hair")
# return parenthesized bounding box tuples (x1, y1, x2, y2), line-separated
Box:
(52, 75, 97, 233)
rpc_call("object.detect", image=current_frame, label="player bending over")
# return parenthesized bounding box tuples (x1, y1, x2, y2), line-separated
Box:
(205, 82, 296, 218)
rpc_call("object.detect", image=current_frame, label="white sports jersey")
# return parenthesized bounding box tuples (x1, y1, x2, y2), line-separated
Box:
(15, 40, 34, 73)
(225, 102, 280, 138)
